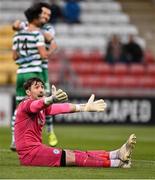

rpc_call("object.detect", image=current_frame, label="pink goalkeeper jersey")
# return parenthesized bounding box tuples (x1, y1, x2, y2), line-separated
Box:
(15, 98, 70, 165)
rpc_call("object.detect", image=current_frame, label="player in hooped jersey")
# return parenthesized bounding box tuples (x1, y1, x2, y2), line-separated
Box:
(15, 77, 136, 167)
(11, 3, 58, 151)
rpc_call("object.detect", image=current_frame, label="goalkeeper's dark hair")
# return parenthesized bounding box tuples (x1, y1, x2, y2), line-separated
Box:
(24, 77, 44, 90)
(24, 2, 51, 22)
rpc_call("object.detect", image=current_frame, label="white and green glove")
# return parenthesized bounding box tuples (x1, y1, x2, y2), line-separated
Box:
(44, 85, 68, 105)
(76, 94, 107, 112)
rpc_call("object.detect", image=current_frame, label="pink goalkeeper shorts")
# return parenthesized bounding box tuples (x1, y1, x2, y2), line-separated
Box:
(19, 144, 62, 167)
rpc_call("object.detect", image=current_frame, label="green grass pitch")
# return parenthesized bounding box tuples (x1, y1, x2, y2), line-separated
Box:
(0, 125, 155, 179)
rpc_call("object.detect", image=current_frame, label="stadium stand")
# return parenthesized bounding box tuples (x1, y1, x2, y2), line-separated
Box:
(117, 0, 155, 55)
(0, 72, 8, 85)
(0, 23, 17, 85)
(0, 0, 155, 97)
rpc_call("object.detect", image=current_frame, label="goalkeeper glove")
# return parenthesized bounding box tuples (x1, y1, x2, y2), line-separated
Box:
(76, 94, 106, 112)
(44, 85, 68, 105)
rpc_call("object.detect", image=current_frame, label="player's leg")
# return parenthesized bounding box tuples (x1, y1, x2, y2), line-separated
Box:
(118, 134, 136, 162)
(18, 145, 128, 168)
(65, 150, 130, 168)
(10, 109, 17, 151)
(42, 68, 51, 96)
(19, 144, 63, 166)
(10, 73, 26, 151)
(86, 149, 120, 160)
(10, 72, 44, 151)
(65, 134, 137, 168)
(86, 150, 109, 159)
(86, 134, 136, 161)
(85, 150, 131, 167)
(47, 119, 58, 147)
(42, 67, 58, 146)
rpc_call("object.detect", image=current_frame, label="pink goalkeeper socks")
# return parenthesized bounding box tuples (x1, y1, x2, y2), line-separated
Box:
(87, 150, 110, 160)
(74, 150, 110, 167)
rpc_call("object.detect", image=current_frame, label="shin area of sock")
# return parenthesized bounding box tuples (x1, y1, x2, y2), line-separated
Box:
(74, 150, 110, 167)
(87, 150, 110, 159)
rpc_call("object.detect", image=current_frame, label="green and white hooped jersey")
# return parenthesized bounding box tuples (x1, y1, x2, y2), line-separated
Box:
(12, 29, 46, 74)
(19, 22, 56, 39)
(17, 22, 56, 71)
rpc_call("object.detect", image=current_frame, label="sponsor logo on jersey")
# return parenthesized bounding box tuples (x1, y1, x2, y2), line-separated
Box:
(53, 149, 60, 154)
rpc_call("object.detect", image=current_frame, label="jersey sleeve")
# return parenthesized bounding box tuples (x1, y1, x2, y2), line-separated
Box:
(47, 26, 56, 37)
(23, 99, 72, 115)
(36, 32, 45, 47)
(45, 103, 71, 115)
(19, 21, 28, 30)
(24, 99, 46, 114)
(42, 24, 56, 37)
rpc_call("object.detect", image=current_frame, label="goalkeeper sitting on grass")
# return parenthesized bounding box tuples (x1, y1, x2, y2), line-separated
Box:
(14, 77, 136, 168)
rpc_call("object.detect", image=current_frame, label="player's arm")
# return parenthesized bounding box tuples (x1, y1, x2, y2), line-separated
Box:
(42, 32, 58, 55)
(42, 24, 56, 43)
(37, 42, 57, 59)
(43, 32, 57, 51)
(37, 46, 48, 59)
(73, 94, 107, 112)
(12, 50, 20, 60)
(43, 25, 58, 55)
(43, 32, 54, 43)
(46, 91, 107, 115)
(12, 36, 20, 60)
(48, 40, 58, 58)
(29, 86, 68, 113)
(37, 32, 57, 59)
(47, 95, 107, 115)
(12, 20, 21, 31)
(36, 32, 48, 59)
(12, 20, 28, 31)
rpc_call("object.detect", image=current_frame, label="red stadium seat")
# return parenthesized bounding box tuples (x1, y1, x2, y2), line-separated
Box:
(144, 50, 155, 64)
(129, 64, 145, 76)
(146, 64, 155, 76)
(95, 63, 113, 75)
(48, 62, 62, 73)
(77, 75, 98, 88)
(101, 76, 122, 87)
(121, 75, 140, 88)
(88, 50, 103, 62)
(67, 50, 89, 62)
(49, 72, 60, 85)
(79, 75, 124, 88)
(121, 75, 155, 88)
(113, 63, 128, 76)
(71, 62, 94, 75)
(138, 76, 155, 88)
(78, 74, 155, 89)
